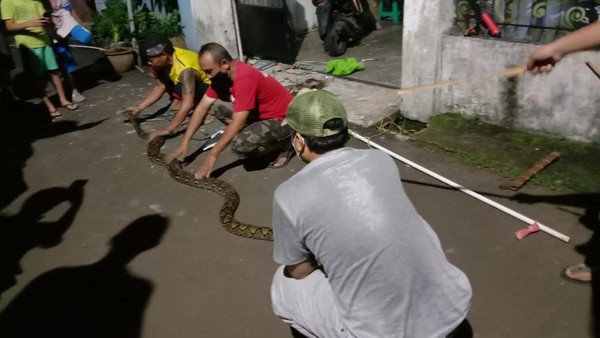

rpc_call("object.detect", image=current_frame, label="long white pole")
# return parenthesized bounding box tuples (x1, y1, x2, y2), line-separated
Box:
(125, 0, 141, 66)
(125, 0, 135, 37)
(349, 130, 570, 243)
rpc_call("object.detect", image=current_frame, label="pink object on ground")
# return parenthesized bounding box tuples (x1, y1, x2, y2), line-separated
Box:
(515, 222, 541, 240)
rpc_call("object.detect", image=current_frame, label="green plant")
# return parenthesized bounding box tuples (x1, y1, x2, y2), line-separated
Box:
(91, 0, 132, 48)
(160, 10, 185, 38)
(134, 8, 160, 39)
(135, 9, 184, 39)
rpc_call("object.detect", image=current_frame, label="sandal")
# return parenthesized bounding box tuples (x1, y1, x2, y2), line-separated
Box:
(561, 263, 592, 285)
(269, 147, 294, 169)
(61, 102, 79, 111)
(49, 110, 62, 118)
(72, 90, 86, 103)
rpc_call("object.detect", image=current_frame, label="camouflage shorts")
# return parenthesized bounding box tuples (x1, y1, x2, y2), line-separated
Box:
(231, 119, 292, 157)
(209, 101, 293, 156)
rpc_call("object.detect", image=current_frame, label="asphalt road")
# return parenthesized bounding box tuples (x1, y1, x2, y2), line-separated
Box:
(0, 69, 595, 338)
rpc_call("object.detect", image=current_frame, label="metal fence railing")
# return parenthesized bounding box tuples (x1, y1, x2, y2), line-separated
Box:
(455, 0, 600, 43)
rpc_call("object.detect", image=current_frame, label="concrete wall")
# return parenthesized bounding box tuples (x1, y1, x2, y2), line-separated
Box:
(440, 36, 600, 142)
(402, 0, 600, 142)
(400, 0, 456, 120)
(177, 0, 240, 58)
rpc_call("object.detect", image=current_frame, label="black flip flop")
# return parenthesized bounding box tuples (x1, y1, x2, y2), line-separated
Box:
(61, 102, 79, 111)
(49, 110, 62, 119)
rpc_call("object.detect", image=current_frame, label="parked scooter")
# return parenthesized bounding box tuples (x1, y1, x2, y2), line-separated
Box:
(313, 0, 376, 56)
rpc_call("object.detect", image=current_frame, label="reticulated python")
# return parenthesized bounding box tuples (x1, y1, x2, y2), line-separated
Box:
(124, 112, 273, 241)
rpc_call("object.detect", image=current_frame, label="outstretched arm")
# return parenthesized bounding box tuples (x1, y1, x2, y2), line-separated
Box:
(37, 180, 86, 247)
(166, 93, 217, 162)
(122, 80, 166, 116)
(149, 69, 197, 139)
(194, 110, 248, 178)
(526, 21, 600, 73)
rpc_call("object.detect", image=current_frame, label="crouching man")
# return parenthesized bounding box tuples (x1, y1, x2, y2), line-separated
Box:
(167, 42, 294, 177)
(270, 90, 472, 338)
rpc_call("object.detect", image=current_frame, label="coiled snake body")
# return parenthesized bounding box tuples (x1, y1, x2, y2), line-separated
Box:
(125, 113, 273, 241)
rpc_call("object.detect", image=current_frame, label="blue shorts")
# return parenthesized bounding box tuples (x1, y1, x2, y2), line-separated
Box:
(54, 25, 92, 74)
(70, 25, 92, 45)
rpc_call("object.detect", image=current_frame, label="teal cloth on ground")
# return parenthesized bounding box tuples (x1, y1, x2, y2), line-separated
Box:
(325, 57, 365, 76)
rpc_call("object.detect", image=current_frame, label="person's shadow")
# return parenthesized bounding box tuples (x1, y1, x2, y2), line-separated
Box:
(512, 192, 600, 336)
(0, 179, 87, 295)
(0, 214, 169, 338)
(0, 101, 106, 209)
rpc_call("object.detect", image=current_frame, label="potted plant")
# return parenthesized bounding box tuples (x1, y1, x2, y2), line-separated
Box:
(91, 0, 135, 72)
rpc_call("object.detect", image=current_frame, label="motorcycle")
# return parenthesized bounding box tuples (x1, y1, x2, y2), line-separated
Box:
(312, 0, 376, 56)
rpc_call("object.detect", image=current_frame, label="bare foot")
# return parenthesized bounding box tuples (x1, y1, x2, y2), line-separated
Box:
(268, 148, 294, 169)
(563, 263, 592, 284)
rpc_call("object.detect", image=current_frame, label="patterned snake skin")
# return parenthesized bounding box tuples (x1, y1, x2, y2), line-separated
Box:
(124, 112, 273, 241)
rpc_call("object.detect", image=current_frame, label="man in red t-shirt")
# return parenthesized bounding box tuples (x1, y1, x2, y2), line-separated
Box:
(167, 42, 294, 178)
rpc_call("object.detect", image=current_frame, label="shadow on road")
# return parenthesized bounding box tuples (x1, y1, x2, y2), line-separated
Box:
(0, 102, 106, 209)
(0, 180, 87, 295)
(511, 192, 600, 336)
(0, 214, 169, 338)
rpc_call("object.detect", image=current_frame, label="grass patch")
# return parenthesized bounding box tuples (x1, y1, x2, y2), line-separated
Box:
(376, 114, 427, 136)
(412, 113, 600, 193)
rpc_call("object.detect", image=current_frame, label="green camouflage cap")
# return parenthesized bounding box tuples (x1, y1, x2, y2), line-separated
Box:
(283, 89, 347, 137)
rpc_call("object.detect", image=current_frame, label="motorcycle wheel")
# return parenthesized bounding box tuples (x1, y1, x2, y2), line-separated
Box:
(324, 27, 347, 57)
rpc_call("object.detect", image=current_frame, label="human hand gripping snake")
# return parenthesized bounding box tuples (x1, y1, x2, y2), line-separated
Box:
(123, 112, 274, 241)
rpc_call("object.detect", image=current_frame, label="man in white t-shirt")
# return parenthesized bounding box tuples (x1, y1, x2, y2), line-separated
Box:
(271, 90, 472, 338)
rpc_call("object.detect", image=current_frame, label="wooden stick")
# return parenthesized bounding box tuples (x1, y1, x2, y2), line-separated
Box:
(396, 66, 525, 96)
(585, 60, 600, 80)
(499, 152, 560, 191)
(349, 130, 570, 243)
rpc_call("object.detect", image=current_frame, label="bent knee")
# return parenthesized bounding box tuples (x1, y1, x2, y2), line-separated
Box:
(231, 135, 260, 156)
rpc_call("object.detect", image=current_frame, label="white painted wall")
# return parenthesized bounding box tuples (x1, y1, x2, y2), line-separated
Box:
(401, 0, 600, 142)
(177, 0, 240, 58)
(401, 0, 455, 119)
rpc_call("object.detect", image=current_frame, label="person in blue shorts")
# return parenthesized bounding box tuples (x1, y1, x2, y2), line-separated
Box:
(49, 0, 92, 103)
